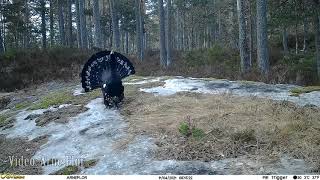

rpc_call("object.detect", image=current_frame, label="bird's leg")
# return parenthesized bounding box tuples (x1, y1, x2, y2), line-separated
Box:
(119, 92, 124, 102)
(104, 95, 113, 108)
(102, 87, 112, 108)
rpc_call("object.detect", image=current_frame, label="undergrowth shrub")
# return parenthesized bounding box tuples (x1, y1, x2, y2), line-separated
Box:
(0, 46, 318, 92)
(0, 47, 93, 92)
(178, 116, 206, 140)
(272, 53, 318, 85)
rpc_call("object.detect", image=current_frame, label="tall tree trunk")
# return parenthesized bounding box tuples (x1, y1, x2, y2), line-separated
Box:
(182, 11, 185, 50)
(144, 31, 147, 49)
(121, 31, 125, 52)
(237, 0, 251, 73)
(124, 30, 129, 54)
(191, 15, 195, 49)
(131, 33, 134, 53)
(176, 9, 180, 50)
(0, 1, 3, 52)
(75, 0, 81, 47)
(58, 0, 66, 46)
(303, 18, 308, 52)
(282, 26, 289, 55)
(109, 21, 113, 48)
(140, 0, 146, 50)
(295, 24, 299, 54)
(79, 0, 88, 48)
(24, 0, 30, 48)
(218, 9, 222, 43)
(66, 0, 73, 47)
(40, 0, 46, 49)
(93, 0, 103, 48)
(49, 0, 54, 46)
(256, 0, 270, 75)
(158, 0, 167, 67)
(135, 0, 143, 60)
(0, 24, 3, 54)
(295, 0, 298, 54)
(314, 0, 320, 80)
(125, 31, 129, 54)
(88, 0, 94, 48)
(1, 14, 5, 51)
(166, 0, 172, 66)
(1, 1, 4, 51)
(248, 0, 253, 66)
(109, 0, 120, 50)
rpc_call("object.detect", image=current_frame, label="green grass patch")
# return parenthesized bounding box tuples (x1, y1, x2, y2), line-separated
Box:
(31, 88, 101, 110)
(70, 89, 103, 106)
(0, 114, 8, 125)
(191, 128, 206, 140)
(178, 122, 206, 140)
(14, 101, 30, 110)
(51, 165, 79, 175)
(82, 159, 98, 169)
(178, 122, 190, 136)
(84, 89, 101, 99)
(0, 114, 13, 128)
(30, 90, 74, 110)
(290, 86, 320, 96)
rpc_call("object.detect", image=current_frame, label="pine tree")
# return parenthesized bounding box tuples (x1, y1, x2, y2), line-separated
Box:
(158, 0, 167, 67)
(256, 0, 270, 75)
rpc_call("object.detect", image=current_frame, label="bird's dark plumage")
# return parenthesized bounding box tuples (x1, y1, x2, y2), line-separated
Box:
(81, 50, 135, 108)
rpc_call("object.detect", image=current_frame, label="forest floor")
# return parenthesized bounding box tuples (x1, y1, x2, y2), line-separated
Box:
(0, 76, 320, 175)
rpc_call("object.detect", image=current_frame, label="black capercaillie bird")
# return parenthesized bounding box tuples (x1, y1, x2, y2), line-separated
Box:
(81, 51, 135, 108)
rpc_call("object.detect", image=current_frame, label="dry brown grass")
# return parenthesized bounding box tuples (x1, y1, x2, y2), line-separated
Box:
(120, 83, 320, 171)
(0, 135, 48, 174)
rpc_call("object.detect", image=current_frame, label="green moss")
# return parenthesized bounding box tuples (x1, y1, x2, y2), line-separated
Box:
(0, 115, 7, 125)
(82, 159, 98, 168)
(30, 90, 74, 110)
(0, 114, 13, 127)
(0, 114, 14, 129)
(14, 102, 30, 110)
(79, 89, 101, 101)
(51, 165, 79, 175)
(290, 86, 320, 96)
(70, 89, 103, 106)
(84, 89, 101, 99)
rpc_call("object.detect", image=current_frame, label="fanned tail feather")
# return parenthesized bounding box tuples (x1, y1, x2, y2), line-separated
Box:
(81, 51, 135, 92)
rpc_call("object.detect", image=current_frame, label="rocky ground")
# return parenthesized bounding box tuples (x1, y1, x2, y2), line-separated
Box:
(0, 76, 319, 175)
